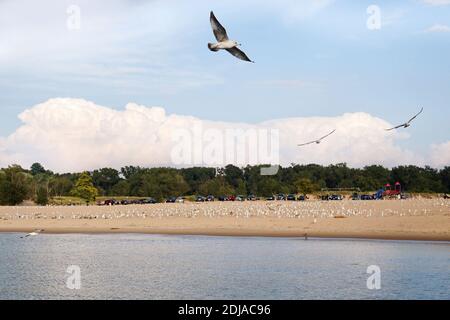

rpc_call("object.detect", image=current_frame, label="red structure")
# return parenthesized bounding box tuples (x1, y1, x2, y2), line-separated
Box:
(383, 182, 402, 197)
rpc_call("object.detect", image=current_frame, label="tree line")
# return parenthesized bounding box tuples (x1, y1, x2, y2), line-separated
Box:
(0, 162, 449, 205)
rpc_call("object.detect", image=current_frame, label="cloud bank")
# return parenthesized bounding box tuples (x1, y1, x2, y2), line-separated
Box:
(0, 98, 447, 172)
(424, 24, 450, 33)
(422, 0, 450, 6)
(430, 141, 450, 167)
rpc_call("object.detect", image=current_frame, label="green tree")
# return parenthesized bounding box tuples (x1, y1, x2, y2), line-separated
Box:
(199, 177, 234, 197)
(30, 162, 46, 176)
(92, 168, 120, 196)
(243, 165, 263, 195)
(181, 167, 216, 194)
(257, 178, 280, 197)
(294, 178, 317, 194)
(363, 165, 390, 189)
(0, 165, 33, 205)
(224, 165, 243, 188)
(129, 168, 190, 201)
(324, 163, 349, 188)
(235, 179, 247, 195)
(111, 180, 130, 196)
(120, 166, 142, 179)
(440, 167, 450, 193)
(70, 172, 98, 202)
(49, 176, 74, 196)
(36, 186, 49, 206)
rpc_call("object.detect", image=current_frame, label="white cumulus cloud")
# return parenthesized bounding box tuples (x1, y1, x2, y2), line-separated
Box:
(422, 0, 450, 6)
(0, 98, 447, 172)
(430, 141, 450, 167)
(424, 24, 450, 33)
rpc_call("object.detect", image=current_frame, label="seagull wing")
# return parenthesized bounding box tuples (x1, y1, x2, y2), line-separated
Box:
(226, 47, 254, 62)
(385, 124, 406, 131)
(298, 130, 335, 146)
(407, 107, 423, 124)
(318, 129, 336, 141)
(298, 140, 316, 147)
(210, 11, 228, 42)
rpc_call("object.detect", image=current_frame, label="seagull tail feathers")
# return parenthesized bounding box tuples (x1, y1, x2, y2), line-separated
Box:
(208, 43, 219, 52)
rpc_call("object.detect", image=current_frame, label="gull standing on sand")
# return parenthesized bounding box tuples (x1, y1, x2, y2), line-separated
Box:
(385, 107, 423, 131)
(298, 130, 336, 147)
(208, 11, 254, 63)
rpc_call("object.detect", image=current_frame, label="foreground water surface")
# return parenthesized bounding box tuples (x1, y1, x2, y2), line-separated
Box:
(0, 233, 448, 299)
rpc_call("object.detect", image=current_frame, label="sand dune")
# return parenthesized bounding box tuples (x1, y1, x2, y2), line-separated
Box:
(0, 199, 449, 241)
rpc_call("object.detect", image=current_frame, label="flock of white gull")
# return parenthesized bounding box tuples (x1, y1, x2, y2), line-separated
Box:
(0, 199, 447, 222)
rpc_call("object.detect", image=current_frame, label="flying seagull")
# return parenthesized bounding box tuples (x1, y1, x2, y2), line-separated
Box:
(208, 11, 254, 63)
(20, 229, 44, 238)
(298, 130, 336, 147)
(385, 107, 424, 131)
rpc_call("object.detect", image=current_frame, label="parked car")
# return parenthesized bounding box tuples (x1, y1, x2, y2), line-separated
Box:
(360, 194, 373, 200)
(142, 197, 157, 204)
(330, 194, 343, 201)
(196, 196, 206, 202)
(227, 195, 236, 201)
(297, 195, 306, 201)
(166, 197, 177, 203)
(103, 199, 117, 206)
(276, 193, 286, 201)
(235, 195, 245, 201)
(247, 194, 257, 201)
(206, 195, 215, 201)
(266, 195, 275, 201)
(286, 194, 296, 201)
(218, 195, 227, 201)
(176, 197, 185, 203)
(321, 195, 330, 201)
(120, 199, 132, 205)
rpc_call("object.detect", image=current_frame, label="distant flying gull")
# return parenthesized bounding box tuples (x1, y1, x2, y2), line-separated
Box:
(298, 130, 336, 147)
(385, 107, 423, 131)
(20, 229, 44, 238)
(208, 11, 254, 63)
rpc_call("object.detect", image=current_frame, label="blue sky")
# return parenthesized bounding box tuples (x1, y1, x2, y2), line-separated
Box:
(0, 0, 449, 169)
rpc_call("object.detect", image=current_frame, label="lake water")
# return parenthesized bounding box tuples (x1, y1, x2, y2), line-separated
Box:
(0, 233, 448, 300)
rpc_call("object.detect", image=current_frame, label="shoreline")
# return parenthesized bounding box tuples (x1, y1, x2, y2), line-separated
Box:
(1, 228, 450, 242)
(1, 216, 449, 242)
(1, 199, 449, 242)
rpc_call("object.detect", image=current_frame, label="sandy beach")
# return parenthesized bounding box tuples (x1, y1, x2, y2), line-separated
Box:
(0, 199, 449, 241)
